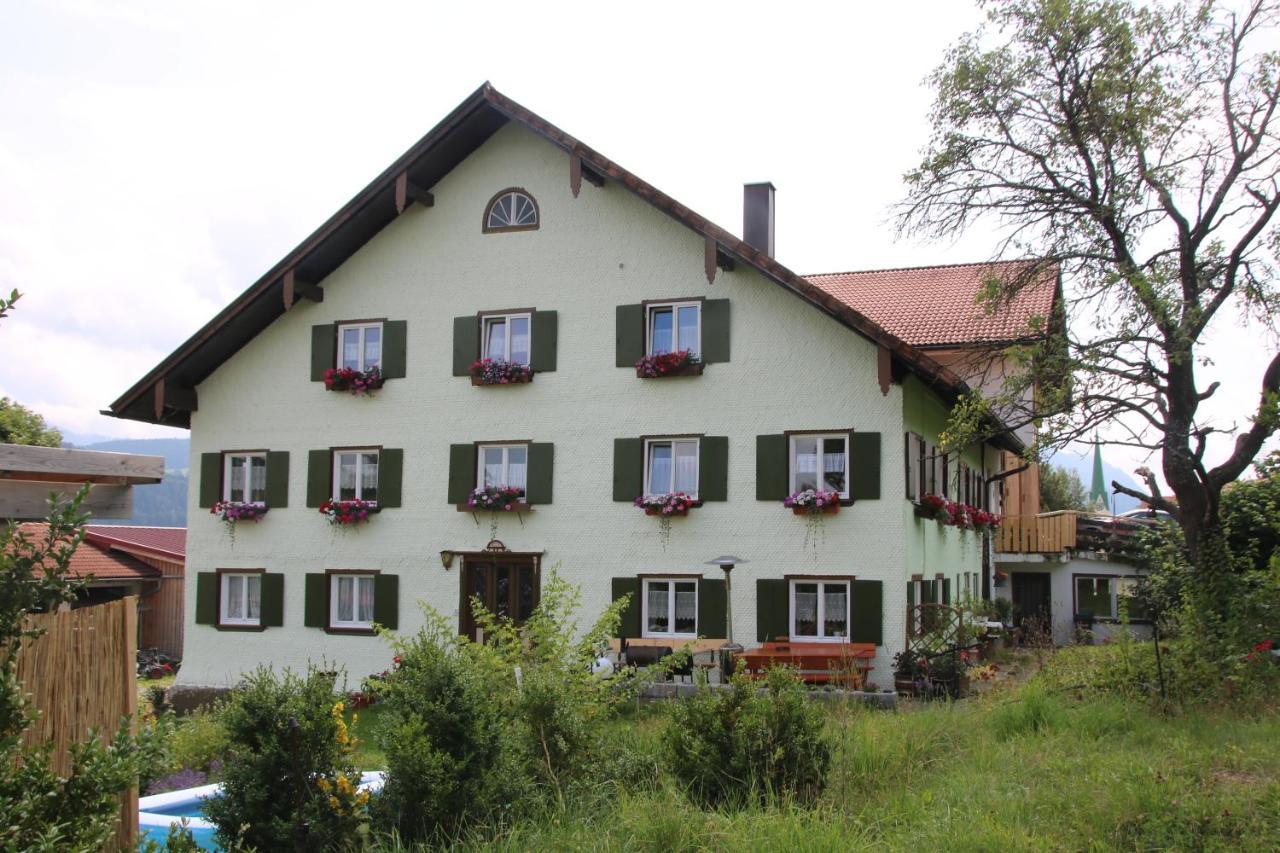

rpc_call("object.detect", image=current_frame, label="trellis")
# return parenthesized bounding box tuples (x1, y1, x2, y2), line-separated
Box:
(905, 603, 973, 699)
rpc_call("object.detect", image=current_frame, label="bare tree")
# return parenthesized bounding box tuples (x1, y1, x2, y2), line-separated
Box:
(899, 0, 1280, 598)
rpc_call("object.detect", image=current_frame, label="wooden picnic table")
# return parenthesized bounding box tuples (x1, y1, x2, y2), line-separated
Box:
(736, 640, 876, 688)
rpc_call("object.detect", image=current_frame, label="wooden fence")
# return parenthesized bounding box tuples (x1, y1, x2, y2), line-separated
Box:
(16, 596, 138, 850)
(996, 510, 1079, 553)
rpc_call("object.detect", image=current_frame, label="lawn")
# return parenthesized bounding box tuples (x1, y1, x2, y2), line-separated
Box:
(449, 656, 1280, 852)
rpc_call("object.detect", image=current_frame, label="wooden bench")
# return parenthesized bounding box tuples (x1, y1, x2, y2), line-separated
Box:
(736, 640, 876, 688)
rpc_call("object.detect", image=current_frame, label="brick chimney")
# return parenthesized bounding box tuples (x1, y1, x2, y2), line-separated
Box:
(743, 182, 776, 257)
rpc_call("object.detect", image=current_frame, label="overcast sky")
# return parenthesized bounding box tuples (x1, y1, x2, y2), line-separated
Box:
(0, 1, 1275, 487)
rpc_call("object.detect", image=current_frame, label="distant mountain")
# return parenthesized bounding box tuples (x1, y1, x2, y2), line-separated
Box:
(74, 437, 192, 527)
(1046, 447, 1141, 513)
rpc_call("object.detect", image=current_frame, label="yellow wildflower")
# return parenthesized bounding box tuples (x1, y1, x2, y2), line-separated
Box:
(355, 791, 370, 807)
(336, 775, 355, 797)
(316, 777, 331, 793)
(329, 795, 340, 812)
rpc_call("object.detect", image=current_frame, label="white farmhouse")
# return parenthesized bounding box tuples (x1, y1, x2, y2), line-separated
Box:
(108, 85, 1057, 690)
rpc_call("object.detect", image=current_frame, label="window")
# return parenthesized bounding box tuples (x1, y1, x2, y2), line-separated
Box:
(790, 434, 848, 497)
(337, 322, 382, 372)
(223, 453, 266, 503)
(790, 579, 849, 641)
(330, 574, 375, 629)
(334, 450, 379, 503)
(484, 188, 539, 232)
(481, 313, 531, 365)
(646, 302, 700, 358)
(477, 444, 528, 493)
(220, 572, 261, 626)
(1075, 576, 1151, 621)
(644, 438, 699, 498)
(642, 578, 698, 637)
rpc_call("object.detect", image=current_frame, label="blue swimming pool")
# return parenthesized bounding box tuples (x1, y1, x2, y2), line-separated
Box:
(138, 773, 384, 851)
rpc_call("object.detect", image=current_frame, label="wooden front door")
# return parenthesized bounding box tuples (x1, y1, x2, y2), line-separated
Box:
(460, 557, 539, 642)
(1011, 572, 1051, 632)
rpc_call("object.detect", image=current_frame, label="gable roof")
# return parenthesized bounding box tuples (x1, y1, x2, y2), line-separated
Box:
(807, 261, 1059, 349)
(16, 523, 162, 582)
(85, 525, 186, 561)
(105, 83, 1018, 448)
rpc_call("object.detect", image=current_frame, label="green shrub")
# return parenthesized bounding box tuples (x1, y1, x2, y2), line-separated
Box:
(167, 705, 230, 775)
(371, 612, 520, 844)
(203, 666, 368, 852)
(664, 667, 831, 808)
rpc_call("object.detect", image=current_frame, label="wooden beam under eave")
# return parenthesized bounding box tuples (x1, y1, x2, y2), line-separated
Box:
(877, 345, 893, 396)
(570, 155, 582, 198)
(394, 172, 434, 213)
(704, 237, 718, 284)
(283, 269, 322, 309)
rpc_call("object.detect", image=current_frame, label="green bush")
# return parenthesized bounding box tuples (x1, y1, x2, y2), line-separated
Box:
(203, 666, 368, 852)
(168, 705, 230, 775)
(664, 667, 831, 808)
(371, 612, 521, 844)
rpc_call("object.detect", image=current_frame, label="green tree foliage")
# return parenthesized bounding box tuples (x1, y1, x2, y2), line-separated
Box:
(0, 490, 156, 851)
(202, 667, 368, 852)
(899, 0, 1280, 603)
(0, 397, 61, 447)
(1222, 450, 1280, 572)
(1039, 464, 1088, 512)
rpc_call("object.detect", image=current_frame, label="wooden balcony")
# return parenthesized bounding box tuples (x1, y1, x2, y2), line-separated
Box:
(995, 510, 1078, 553)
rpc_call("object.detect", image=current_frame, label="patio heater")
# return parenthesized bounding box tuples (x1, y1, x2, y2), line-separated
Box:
(705, 555, 747, 679)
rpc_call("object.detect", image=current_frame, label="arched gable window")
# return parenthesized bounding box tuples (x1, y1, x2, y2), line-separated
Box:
(483, 188, 539, 233)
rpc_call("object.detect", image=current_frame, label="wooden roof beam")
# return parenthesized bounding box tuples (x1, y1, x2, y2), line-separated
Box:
(0, 444, 164, 485)
(282, 269, 323, 309)
(703, 237, 735, 284)
(394, 172, 435, 214)
(152, 377, 197, 421)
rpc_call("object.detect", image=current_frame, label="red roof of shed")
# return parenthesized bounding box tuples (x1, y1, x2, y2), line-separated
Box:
(16, 523, 161, 582)
(85, 526, 186, 560)
(806, 260, 1058, 348)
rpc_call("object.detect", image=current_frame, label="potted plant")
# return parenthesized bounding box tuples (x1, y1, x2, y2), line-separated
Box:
(914, 493, 950, 522)
(783, 489, 841, 515)
(892, 648, 929, 695)
(634, 492, 694, 550)
(970, 508, 1002, 532)
(211, 500, 268, 527)
(634, 349, 701, 378)
(469, 359, 532, 386)
(468, 485, 525, 511)
(323, 366, 385, 396)
(319, 498, 379, 526)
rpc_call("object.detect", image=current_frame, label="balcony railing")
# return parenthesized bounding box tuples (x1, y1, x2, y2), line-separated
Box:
(996, 510, 1153, 555)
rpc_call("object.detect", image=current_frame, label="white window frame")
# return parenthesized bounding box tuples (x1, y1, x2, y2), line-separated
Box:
(329, 573, 376, 630)
(476, 443, 528, 492)
(788, 578, 851, 643)
(336, 321, 384, 372)
(640, 577, 699, 639)
(1074, 575, 1146, 621)
(645, 301, 702, 357)
(480, 312, 532, 364)
(332, 449, 379, 504)
(643, 437, 700, 499)
(220, 572, 261, 626)
(223, 452, 267, 504)
(788, 433, 850, 499)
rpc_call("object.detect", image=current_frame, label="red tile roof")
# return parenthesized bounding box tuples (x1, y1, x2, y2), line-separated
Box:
(15, 523, 161, 582)
(85, 525, 186, 560)
(806, 260, 1058, 348)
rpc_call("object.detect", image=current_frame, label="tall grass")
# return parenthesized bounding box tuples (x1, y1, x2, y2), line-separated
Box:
(383, 663, 1280, 852)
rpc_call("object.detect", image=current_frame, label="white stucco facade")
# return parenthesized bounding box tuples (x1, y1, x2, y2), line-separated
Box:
(995, 554, 1154, 645)
(177, 122, 994, 690)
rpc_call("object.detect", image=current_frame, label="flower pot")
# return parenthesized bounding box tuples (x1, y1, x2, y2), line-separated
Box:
(894, 677, 918, 695)
(471, 374, 532, 386)
(644, 507, 689, 517)
(792, 504, 839, 516)
(635, 361, 704, 379)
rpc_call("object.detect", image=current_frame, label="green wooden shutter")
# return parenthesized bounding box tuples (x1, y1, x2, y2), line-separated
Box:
(698, 578, 727, 638)
(265, 451, 289, 508)
(304, 574, 328, 628)
(379, 448, 403, 508)
(615, 304, 644, 367)
(447, 444, 475, 504)
(849, 431, 881, 500)
(311, 324, 335, 381)
(382, 320, 408, 379)
(526, 443, 554, 504)
(260, 573, 284, 627)
(907, 581, 917, 607)
(452, 316, 479, 376)
(611, 577, 640, 638)
(198, 453, 222, 508)
(943, 578, 952, 605)
(701, 299, 730, 363)
(612, 438, 643, 501)
(306, 450, 331, 508)
(374, 574, 399, 630)
(755, 434, 788, 501)
(530, 310, 558, 373)
(194, 572, 217, 625)
(698, 436, 728, 501)
(850, 580, 883, 645)
(756, 578, 789, 641)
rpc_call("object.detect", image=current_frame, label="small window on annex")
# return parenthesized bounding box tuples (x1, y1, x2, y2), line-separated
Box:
(484, 188, 539, 233)
(1075, 575, 1151, 621)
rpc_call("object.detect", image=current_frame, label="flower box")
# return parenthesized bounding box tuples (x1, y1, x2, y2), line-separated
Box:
(324, 366, 384, 396)
(792, 504, 839, 516)
(469, 359, 533, 386)
(634, 492, 695, 516)
(466, 485, 526, 511)
(634, 350, 703, 379)
(783, 489, 842, 514)
(319, 499, 379, 526)
(211, 501, 269, 525)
